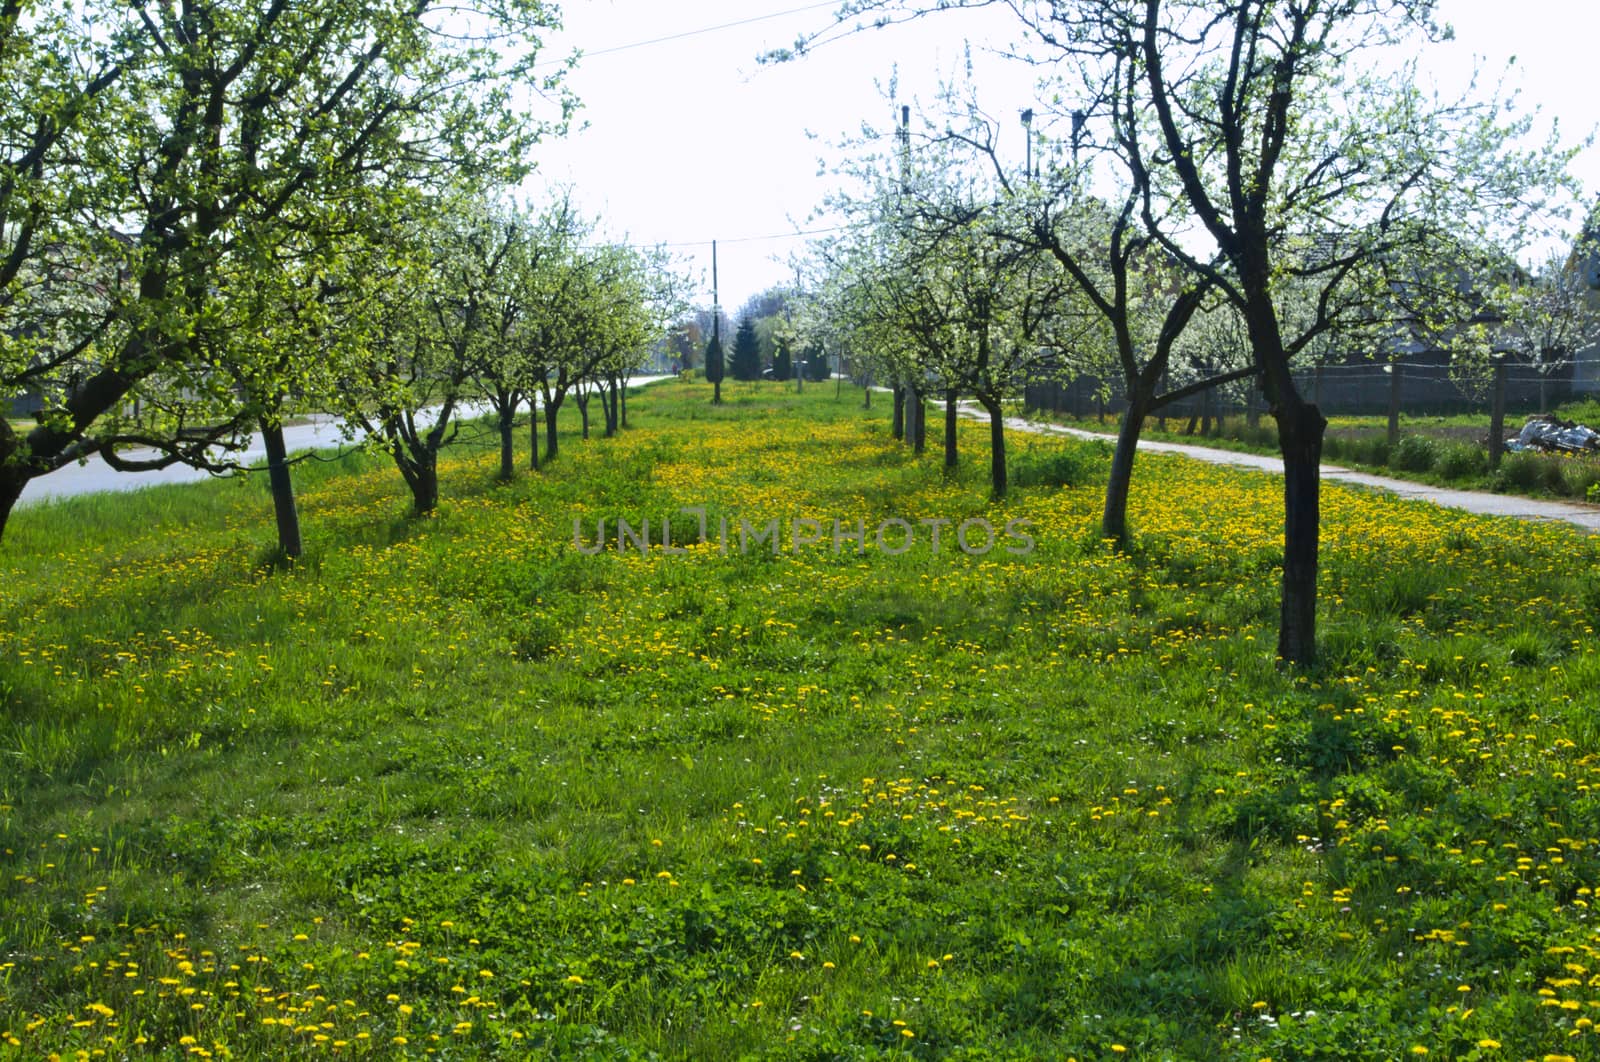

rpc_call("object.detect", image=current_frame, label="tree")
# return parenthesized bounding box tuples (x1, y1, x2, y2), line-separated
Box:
(704, 333, 725, 404)
(928, 104, 1253, 537)
(0, 0, 572, 545)
(771, 338, 792, 382)
(801, 0, 1579, 663)
(730, 315, 762, 381)
(337, 195, 520, 516)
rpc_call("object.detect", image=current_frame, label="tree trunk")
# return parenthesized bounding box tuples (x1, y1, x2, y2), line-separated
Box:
(1200, 387, 1213, 437)
(497, 408, 516, 481)
(529, 402, 542, 470)
(892, 385, 905, 440)
(261, 418, 303, 557)
(1102, 394, 1147, 544)
(712, 379, 721, 405)
(578, 395, 590, 440)
(545, 400, 560, 462)
(944, 387, 958, 470)
(1275, 401, 1327, 666)
(1489, 360, 1508, 469)
(912, 387, 927, 456)
(406, 454, 439, 516)
(605, 378, 619, 437)
(0, 468, 25, 547)
(981, 397, 1007, 497)
(621, 382, 629, 428)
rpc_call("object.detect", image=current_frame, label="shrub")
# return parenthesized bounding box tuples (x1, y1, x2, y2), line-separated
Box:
(1389, 434, 1437, 473)
(1560, 458, 1600, 499)
(1500, 451, 1549, 491)
(1011, 444, 1097, 488)
(1434, 441, 1487, 481)
(1324, 435, 1391, 468)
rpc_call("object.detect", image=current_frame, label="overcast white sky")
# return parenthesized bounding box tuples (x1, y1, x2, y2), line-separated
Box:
(525, 0, 1600, 313)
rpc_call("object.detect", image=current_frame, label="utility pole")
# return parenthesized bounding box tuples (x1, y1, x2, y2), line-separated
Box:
(710, 240, 722, 405)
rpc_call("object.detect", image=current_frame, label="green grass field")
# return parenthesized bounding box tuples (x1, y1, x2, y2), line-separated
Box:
(4, 382, 1600, 1059)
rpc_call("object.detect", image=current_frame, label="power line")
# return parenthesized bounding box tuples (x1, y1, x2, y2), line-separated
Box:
(654, 224, 857, 249)
(541, 1, 838, 66)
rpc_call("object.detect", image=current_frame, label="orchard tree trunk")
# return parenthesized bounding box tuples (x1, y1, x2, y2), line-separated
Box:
(1489, 360, 1508, 469)
(944, 387, 958, 470)
(545, 399, 561, 462)
(529, 403, 542, 470)
(912, 387, 927, 456)
(577, 393, 590, 439)
(1102, 394, 1148, 545)
(0, 467, 25, 547)
(400, 453, 440, 516)
(712, 378, 722, 405)
(892, 385, 905, 440)
(980, 396, 1007, 497)
(621, 382, 629, 428)
(1275, 399, 1327, 666)
(261, 418, 303, 557)
(497, 408, 516, 481)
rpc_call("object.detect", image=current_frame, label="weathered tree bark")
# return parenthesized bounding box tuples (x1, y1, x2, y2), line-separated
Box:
(260, 418, 303, 557)
(944, 387, 958, 470)
(912, 387, 927, 456)
(397, 449, 440, 516)
(497, 407, 517, 481)
(980, 396, 1006, 497)
(1489, 360, 1508, 469)
(892, 385, 905, 440)
(1275, 400, 1326, 666)
(545, 399, 561, 462)
(1102, 393, 1147, 544)
(0, 468, 24, 547)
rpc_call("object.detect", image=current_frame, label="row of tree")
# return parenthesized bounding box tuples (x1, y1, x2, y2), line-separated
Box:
(781, 0, 1589, 665)
(0, 0, 684, 552)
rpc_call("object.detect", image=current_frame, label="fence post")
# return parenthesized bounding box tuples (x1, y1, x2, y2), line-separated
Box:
(1387, 362, 1402, 447)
